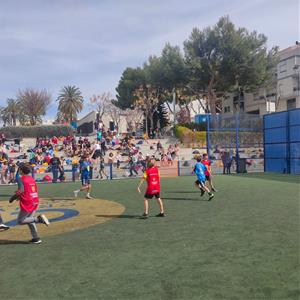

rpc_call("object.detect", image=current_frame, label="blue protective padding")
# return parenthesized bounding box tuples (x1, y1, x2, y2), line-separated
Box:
(289, 125, 300, 142)
(194, 114, 207, 123)
(289, 109, 300, 126)
(264, 111, 287, 129)
(290, 159, 300, 174)
(264, 127, 287, 143)
(290, 142, 300, 158)
(265, 143, 287, 158)
(265, 159, 287, 173)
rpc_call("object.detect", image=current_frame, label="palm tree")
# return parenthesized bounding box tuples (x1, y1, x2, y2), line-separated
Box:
(6, 98, 19, 126)
(0, 98, 20, 126)
(57, 86, 84, 122)
(0, 107, 11, 127)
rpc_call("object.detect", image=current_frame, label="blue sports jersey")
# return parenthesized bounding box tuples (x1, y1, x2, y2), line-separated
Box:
(80, 160, 91, 176)
(194, 162, 207, 182)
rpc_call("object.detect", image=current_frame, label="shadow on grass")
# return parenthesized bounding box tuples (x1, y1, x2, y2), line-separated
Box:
(163, 197, 209, 201)
(165, 191, 199, 194)
(0, 240, 29, 245)
(95, 214, 142, 219)
(45, 197, 75, 201)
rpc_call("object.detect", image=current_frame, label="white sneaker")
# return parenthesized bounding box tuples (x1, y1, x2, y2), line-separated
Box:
(74, 190, 79, 198)
(86, 195, 92, 199)
(38, 214, 50, 226)
(0, 224, 9, 230)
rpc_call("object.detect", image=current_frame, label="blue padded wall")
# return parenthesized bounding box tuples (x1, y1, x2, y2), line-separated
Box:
(264, 108, 300, 174)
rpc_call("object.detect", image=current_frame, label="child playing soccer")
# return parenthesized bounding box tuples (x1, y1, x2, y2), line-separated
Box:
(202, 153, 217, 192)
(73, 154, 93, 199)
(137, 158, 165, 218)
(9, 162, 50, 244)
(194, 157, 214, 201)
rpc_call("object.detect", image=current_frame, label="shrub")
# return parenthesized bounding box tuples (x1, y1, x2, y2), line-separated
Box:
(177, 122, 206, 131)
(0, 125, 74, 139)
(174, 125, 206, 146)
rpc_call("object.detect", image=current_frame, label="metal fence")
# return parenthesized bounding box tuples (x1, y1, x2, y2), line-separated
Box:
(206, 113, 264, 173)
(21, 157, 263, 186)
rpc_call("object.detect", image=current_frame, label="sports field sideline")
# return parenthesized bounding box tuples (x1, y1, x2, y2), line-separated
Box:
(0, 174, 299, 300)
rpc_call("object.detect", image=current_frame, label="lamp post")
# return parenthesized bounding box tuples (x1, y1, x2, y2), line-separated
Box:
(173, 87, 176, 128)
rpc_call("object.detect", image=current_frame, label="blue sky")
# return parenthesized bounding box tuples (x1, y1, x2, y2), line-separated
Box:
(0, 0, 299, 119)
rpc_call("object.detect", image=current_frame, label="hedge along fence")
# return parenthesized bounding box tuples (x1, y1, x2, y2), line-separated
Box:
(174, 125, 206, 147)
(0, 125, 75, 139)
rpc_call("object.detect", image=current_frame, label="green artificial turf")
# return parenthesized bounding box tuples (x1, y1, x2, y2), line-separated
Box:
(0, 174, 299, 300)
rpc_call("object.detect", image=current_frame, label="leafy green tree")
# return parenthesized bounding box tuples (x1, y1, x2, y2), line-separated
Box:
(115, 67, 146, 109)
(17, 88, 51, 125)
(57, 86, 84, 122)
(146, 43, 189, 91)
(184, 16, 278, 114)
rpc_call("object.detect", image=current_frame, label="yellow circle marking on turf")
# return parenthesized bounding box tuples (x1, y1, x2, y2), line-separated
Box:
(0, 198, 125, 241)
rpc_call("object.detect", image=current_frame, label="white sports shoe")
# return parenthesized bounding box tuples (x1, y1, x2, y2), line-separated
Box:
(74, 190, 79, 198)
(86, 195, 92, 199)
(0, 224, 10, 230)
(38, 214, 50, 226)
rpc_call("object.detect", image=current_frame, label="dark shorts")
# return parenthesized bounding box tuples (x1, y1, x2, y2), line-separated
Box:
(92, 150, 101, 159)
(144, 193, 160, 199)
(205, 174, 211, 181)
(81, 174, 90, 186)
(195, 180, 205, 188)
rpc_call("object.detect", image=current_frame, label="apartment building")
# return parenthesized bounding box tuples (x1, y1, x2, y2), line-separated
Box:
(222, 42, 300, 116)
(277, 43, 300, 111)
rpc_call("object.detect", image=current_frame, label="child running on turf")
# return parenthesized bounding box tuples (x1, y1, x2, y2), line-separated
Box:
(137, 158, 165, 218)
(202, 153, 217, 192)
(194, 157, 214, 201)
(9, 162, 50, 244)
(73, 154, 93, 199)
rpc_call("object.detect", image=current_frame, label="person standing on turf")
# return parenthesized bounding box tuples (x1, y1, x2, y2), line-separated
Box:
(74, 154, 93, 199)
(9, 162, 50, 244)
(202, 153, 217, 192)
(194, 157, 214, 201)
(137, 159, 165, 218)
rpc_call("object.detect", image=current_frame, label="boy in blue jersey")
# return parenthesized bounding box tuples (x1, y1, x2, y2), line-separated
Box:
(194, 157, 214, 201)
(73, 154, 93, 199)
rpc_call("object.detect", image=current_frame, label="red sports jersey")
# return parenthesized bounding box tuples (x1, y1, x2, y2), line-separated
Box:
(202, 159, 211, 176)
(16, 175, 39, 212)
(144, 166, 160, 195)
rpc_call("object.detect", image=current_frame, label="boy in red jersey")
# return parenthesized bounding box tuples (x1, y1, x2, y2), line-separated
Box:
(9, 162, 50, 244)
(201, 153, 217, 192)
(137, 159, 165, 218)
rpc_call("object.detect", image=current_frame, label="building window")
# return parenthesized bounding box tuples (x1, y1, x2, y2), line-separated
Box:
(224, 106, 230, 113)
(279, 61, 287, 73)
(287, 98, 296, 110)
